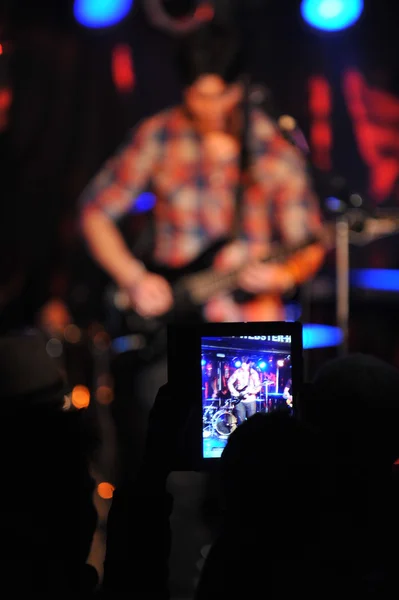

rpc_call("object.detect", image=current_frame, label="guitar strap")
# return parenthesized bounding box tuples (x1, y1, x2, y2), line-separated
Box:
(232, 72, 252, 238)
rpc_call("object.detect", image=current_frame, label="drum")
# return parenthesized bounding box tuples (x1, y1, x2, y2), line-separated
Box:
(203, 399, 220, 424)
(212, 409, 237, 437)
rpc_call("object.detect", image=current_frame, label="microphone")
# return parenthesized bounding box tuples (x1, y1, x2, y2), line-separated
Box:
(277, 115, 310, 154)
(247, 84, 310, 155)
(277, 114, 310, 155)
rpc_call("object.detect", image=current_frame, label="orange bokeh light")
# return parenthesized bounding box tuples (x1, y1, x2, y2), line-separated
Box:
(194, 3, 214, 22)
(64, 324, 82, 344)
(97, 482, 115, 500)
(96, 385, 114, 405)
(71, 385, 90, 409)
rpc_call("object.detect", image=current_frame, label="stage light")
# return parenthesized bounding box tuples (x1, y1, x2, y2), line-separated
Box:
(74, 0, 133, 29)
(258, 360, 267, 370)
(45, 338, 63, 359)
(63, 324, 82, 344)
(112, 44, 135, 93)
(277, 359, 285, 367)
(325, 196, 346, 213)
(96, 385, 114, 405)
(301, 0, 364, 32)
(201, 358, 206, 366)
(97, 482, 115, 500)
(129, 192, 156, 213)
(302, 324, 343, 349)
(350, 269, 399, 292)
(71, 385, 91, 409)
(234, 359, 241, 368)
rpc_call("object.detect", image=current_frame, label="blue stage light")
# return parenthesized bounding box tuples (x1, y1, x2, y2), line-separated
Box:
(130, 192, 156, 213)
(351, 269, 399, 292)
(74, 0, 133, 29)
(234, 360, 242, 368)
(201, 358, 206, 366)
(258, 361, 267, 370)
(302, 324, 343, 349)
(301, 0, 364, 32)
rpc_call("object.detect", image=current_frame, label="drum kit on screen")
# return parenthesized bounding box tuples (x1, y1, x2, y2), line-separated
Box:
(203, 398, 238, 438)
(203, 381, 274, 439)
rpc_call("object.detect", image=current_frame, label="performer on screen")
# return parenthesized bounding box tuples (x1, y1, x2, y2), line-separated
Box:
(228, 356, 261, 424)
(78, 21, 325, 480)
(203, 361, 217, 400)
(216, 362, 232, 402)
(283, 378, 293, 408)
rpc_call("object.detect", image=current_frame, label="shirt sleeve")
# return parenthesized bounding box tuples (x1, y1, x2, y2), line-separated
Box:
(79, 116, 162, 221)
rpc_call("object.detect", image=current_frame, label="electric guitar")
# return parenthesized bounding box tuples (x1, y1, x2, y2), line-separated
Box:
(105, 215, 399, 361)
(230, 380, 270, 405)
(105, 233, 323, 361)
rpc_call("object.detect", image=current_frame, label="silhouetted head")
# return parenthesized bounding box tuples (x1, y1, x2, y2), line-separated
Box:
(219, 411, 325, 521)
(304, 353, 399, 469)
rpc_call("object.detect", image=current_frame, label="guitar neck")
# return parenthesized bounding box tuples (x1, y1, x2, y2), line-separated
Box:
(180, 234, 321, 305)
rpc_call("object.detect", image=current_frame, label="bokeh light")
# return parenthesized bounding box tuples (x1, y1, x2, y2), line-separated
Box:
(71, 385, 91, 409)
(96, 385, 114, 405)
(97, 482, 115, 499)
(74, 0, 133, 29)
(302, 324, 343, 349)
(301, 0, 364, 32)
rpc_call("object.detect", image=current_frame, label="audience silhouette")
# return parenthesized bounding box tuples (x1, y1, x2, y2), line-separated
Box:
(0, 331, 98, 593)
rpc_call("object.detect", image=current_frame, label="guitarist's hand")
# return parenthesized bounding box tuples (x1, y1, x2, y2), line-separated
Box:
(238, 262, 294, 295)
(127, 272, 174, 318)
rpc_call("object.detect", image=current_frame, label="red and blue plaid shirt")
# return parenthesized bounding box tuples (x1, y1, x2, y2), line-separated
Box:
(80, 106, 323, 273)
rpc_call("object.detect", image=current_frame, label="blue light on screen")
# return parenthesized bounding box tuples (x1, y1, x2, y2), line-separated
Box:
(301, 0, 364, 32)
(74, 0, 133, 29)
(302, 324, 343, 349)
(351, 269, 399, 292)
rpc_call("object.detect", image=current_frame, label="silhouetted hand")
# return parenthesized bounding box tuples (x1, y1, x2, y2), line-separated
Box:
(103, 382, 194, 597)
(138, 382, 195, 490)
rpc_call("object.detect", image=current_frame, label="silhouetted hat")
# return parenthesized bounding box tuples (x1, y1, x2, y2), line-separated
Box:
(0, 330, 66, 406)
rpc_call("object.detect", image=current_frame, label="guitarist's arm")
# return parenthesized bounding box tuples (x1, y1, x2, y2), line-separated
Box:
(227, 372, 240, 398)
(79, 120, 173, 318)
(251, 369, 262, 395)
(238, 128, 325, 295)
(267, 141, 326, 287)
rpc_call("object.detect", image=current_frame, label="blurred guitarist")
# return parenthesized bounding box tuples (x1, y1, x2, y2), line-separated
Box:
(78, 22, 325, 479)
(228, 357, 261, 424)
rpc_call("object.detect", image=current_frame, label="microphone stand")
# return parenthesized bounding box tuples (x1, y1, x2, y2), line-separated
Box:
(277, 117, 352, 357)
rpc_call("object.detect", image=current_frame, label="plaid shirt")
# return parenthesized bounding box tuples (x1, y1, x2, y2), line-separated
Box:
(228, 367, 261, 401)
(80, 106, 323, 276)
